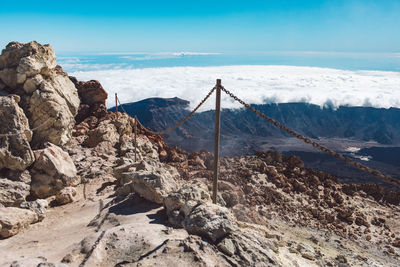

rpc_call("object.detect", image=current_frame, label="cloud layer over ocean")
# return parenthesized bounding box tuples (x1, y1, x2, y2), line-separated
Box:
(70, 65, 400, 110)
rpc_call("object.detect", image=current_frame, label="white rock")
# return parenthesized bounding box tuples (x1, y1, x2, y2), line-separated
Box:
(30, 143, 79, 198)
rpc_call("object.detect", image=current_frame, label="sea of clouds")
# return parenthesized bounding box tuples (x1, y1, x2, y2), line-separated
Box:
(69, 65, 400, 110)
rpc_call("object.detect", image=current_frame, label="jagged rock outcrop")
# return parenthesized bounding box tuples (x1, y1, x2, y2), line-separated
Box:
(30, 143, 79, 198)
(0, 95, 34, 171)
(69, 77, 108, 124)
(0, 41, 79, 146)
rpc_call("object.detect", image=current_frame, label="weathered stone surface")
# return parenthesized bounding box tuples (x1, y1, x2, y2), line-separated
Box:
(0, 41, 80, 146)
(226, 230, 280, 266)
(0, 169, 31, 207)
(183, 203, 237, 243)
(0, 95, 34, 171)
(217, 237, 236, 256)
(4, 169, 31, 184)
(297, 243, 316, 261)
(117, 160, 180, 204)
(83, 120, 119, 148)
(164, 180, 211, 226)
(55, 187, 77, 205)
(0, 42, 56, 84)
(71, 79, 107, 106)
(0, 179, 30, 207)
(20, 199, 48, 222)
(27, 74, 79, 146)
(70, 78, 108, 124)
(30, 143, 79, 198)
(0, 207, 36, 238)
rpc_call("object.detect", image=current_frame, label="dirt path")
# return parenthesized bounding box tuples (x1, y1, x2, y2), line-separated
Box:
(0, 181, 187, 267)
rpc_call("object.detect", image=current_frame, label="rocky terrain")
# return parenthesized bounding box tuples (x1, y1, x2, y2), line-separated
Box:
(109, 97, 400, 185)
(0, 41, 400, 267)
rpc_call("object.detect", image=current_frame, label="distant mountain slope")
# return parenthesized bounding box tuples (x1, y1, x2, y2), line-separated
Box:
(109, 98, 400, 152)
(109, 98, 400, 184)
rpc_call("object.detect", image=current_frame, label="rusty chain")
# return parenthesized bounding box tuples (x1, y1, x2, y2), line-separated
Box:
(220, 86, 400, 188)
(125, 86, 217, 135)
(0, 118, 53, 137)
(116, 96, 128, 114)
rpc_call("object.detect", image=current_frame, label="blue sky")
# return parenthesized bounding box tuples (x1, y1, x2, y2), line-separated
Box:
(1, 0, 399, 53)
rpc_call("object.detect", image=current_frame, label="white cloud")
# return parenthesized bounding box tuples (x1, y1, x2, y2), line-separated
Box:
(69, 65, 400, 111)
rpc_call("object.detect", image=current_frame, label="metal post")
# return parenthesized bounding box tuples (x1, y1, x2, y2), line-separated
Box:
(212, 79, 222, 204)
(134, 116, 137, 162)
(115, 93, 118, 113)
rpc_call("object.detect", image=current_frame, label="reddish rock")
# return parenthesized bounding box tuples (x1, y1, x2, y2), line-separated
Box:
(69, 77, 108, 123)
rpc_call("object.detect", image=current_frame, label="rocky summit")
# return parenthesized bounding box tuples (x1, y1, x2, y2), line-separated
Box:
(0, 41, 399, 267)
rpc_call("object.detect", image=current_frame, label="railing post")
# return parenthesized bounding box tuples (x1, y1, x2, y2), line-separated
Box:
(134, 115, 137, 162)
(115, 93, 118, 113)
(213, 79, 222, 204)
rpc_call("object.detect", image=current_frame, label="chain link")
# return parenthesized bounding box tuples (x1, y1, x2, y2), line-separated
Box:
(116, 96, 128, 114)
(221, 86, 400, 188)
(131, 86, 217, 135)
(79, 230, 106, 267)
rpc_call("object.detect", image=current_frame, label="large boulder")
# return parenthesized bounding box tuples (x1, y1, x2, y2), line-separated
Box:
(0, 41, 80, 146)
(164, 180, 211, 226)
(0, 95, 34, 171)
(183, 203, 237, 243)
(30, 143, 79, 198)
(0, 207, 37, 238)
(117, 160, 180, 204)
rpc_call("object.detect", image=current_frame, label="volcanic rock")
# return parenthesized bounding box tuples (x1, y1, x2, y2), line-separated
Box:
(30, 143, 79, 198)
(19, 199, 48, 222)
(69, 77, 108, 124)
(183, 202, 237, 243)
(0, 41, 79, 146)
(0, 179, 30, 207)
(0, 207, 37, 238)
(55, 187, 77, 205)
(163, 179, 211, 226)
(117, 160, 180, 204)
(0, 95, 34, 171)
(82, 119, 119, 148)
